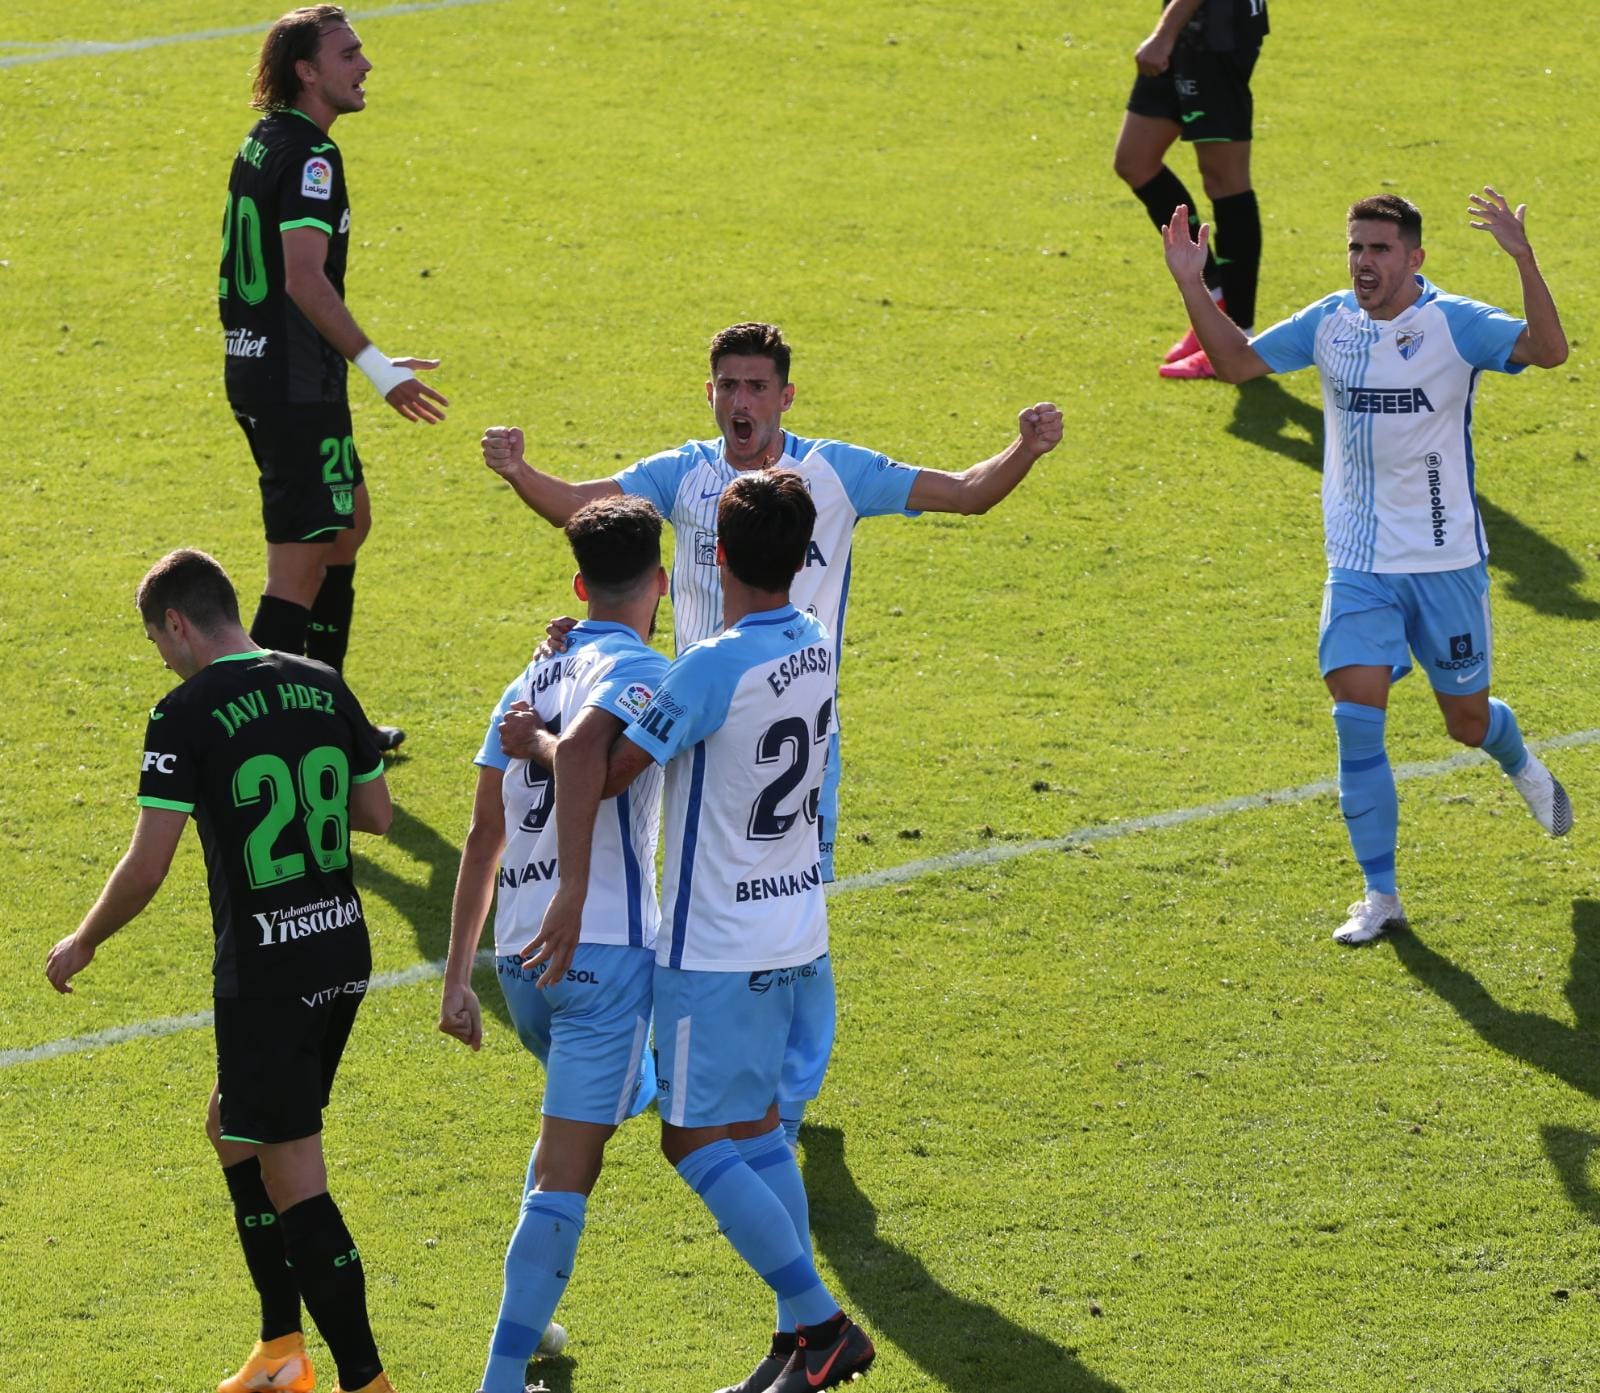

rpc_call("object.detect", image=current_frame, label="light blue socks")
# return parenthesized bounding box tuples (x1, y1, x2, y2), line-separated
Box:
(1333, 702, 1399, 895)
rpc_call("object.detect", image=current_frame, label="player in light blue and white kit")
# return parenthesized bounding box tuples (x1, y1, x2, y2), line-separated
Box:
(584, 470, 876, 1393)
(1162, 188, 1572, 944)
(482, 322, 1063, 1138)
(439, 497, 669, 1393)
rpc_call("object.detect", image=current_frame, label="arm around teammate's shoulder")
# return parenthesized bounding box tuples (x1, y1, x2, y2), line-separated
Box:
(904, 402, 1064, 515)
(481, 425, 622, 525)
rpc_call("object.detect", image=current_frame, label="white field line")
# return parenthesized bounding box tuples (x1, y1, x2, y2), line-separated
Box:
(0, 0, 501, 69)
(7, 729, 1598, 1071)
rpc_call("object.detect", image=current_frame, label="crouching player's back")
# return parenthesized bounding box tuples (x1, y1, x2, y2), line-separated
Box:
(599, 469, 876, 1393)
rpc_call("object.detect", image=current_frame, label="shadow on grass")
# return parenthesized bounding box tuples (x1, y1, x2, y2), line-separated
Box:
(1226, 377, 1598, 620)
(1542, 1125, 1600, 1229)
(803, 1125, 1125, 1393)
(1388, 899, 1600, 1099)
(354, 801, 510, 1025)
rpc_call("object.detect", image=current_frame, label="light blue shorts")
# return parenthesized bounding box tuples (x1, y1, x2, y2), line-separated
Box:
(653, 954, 830, 1128)
(1319, 563, 1492, 694)
(496, 942, 656, 1126)
(779, 951, 834, 1108)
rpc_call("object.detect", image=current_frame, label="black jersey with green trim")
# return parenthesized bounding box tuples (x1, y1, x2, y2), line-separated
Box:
(219, 109, 351, 406)
(1175, 0, 1269, 51)
(137, 650, 384, 998)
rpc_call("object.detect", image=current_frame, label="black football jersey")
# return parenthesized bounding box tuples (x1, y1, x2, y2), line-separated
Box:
(137, 650, 384, 998)
(1175, 0, 1269, 51)
(219, 110, 352, 406)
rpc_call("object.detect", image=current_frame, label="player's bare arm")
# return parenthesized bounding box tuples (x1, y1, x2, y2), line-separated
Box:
(439, 765, 507, 1050)
(281, 226, 448, 423)
(45, 807, 187, 993)
(481, 426, 621, 525)
(903, 404, 1064, 515)
(1470, 189, 1569, 369)
(600, 730, 656, 802)
(522, 706, 624, 988)
(500, 698, 559, 767)
(1162, 205, 1272, 382)
(349, 771, 393, 835)
(1136, 0, 1206, 75)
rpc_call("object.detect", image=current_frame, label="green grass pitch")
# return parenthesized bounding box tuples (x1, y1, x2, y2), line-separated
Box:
(4, 2, 1600, 1389)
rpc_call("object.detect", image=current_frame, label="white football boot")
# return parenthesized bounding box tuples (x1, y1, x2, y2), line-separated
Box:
(1509, 753, 1573, 837)
(1333, 891, 1407, 946)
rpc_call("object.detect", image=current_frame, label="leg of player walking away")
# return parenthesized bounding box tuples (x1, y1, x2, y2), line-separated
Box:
(306, 484, 371, 672)
(1195, 140, 1260, 332)
(1116, 114, 1222, 363)
(254, 540, 333, 655)
(206, 1084, 313, 1393)
(257, 1135, 387, 1393)
(479, 1117, 610, 1393)
(1326, 665, 1406, 945)
(1436, 689, 1572, 837)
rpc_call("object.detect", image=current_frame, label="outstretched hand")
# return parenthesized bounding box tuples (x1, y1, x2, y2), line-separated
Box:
(481, 426, 527, 477)
(385, 359, 448, 423)
(1162, 204, 1210, 285)
(1019, 403, 1064, 457)
(1468, 186, 1532, 260)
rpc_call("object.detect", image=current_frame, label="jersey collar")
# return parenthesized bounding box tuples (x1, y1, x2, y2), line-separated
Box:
(211, 648, 271, 665)
(734, 604, 801, 629)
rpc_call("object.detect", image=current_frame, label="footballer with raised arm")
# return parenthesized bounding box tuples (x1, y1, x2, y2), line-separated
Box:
(46, 549, 399, 1393)
(1163, 188, 1571, 944)
(222, 6, 447, 749)
(481, 321, 1062, 1143)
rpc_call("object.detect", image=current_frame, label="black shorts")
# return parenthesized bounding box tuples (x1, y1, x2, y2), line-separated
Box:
(231, 401, 366, 545)
(1126, 39, 1261, 144)
(214, 985, 365, 1144)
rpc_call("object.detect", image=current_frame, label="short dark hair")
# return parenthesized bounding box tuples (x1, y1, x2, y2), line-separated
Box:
(252, 5, 348, 112)
(564, 496, 662, 602)
(717, 470, 815, 593)
(1348, 194, 1423, 247)
(136, 549, 242, 631)
(709, 322, 791, 385)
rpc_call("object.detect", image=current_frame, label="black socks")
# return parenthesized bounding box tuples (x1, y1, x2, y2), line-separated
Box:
(222, 1158, 301, 1342)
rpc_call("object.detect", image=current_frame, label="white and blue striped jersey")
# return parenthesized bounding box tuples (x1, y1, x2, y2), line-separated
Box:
(614, 434, 921, 656)
(1251, 275, 1525, 574)
(476, 621, 668, 957)
(622, 605, 836, 973)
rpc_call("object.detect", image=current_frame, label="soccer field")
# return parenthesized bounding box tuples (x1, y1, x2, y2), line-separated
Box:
(5, 2, 1600, 1389)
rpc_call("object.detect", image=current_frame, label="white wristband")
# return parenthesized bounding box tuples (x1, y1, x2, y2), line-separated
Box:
(353, 344, 415, 399)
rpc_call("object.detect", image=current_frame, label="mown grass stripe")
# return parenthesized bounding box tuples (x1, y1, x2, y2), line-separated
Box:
(8, 730, 1595, 1071)
(0, 0, 503, 69)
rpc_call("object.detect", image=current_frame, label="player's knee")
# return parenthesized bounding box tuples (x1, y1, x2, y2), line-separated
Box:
(1445, 709, 1489, 747)
(203, 1094, 224, 1149)
(1113, 150, 1156, 188)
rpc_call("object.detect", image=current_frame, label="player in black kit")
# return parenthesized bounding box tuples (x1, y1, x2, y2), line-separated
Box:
(221, 5, 448, 750)
(1113, 0, 1269, 378)
(47, 550, 400, 1393)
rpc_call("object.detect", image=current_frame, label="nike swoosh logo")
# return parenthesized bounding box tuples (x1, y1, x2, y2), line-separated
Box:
(1181, 111, 1205, 123)
(1455, 671, 1477, 684)
(261, 1359, 302, 1385)
(699, 486, 724, 499)
(807, 1336, 851, 1388)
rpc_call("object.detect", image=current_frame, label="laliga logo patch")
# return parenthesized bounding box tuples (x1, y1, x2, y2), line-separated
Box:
(617, 683, 654, 718)
(301, 157, 333, 200)
(1396, 328, 1424, 360)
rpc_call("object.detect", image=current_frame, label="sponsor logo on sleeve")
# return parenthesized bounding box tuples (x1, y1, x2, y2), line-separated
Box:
(141, 751, 177, 773)
(338, 207, 351, 234)
(617, 683, 654, 718)
(301, 157, 334, 200)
